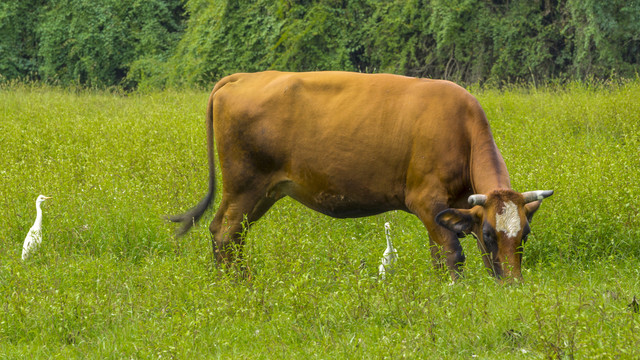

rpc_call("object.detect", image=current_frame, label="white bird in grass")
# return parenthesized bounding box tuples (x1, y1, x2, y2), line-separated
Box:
(378, 222, 398, 279)
(22, 195, 52, 260)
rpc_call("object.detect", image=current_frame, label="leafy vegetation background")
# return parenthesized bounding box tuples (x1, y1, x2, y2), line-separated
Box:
(1, 0, 639, 89)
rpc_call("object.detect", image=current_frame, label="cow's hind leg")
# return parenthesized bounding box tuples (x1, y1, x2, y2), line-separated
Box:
(209, 191, 275, 271)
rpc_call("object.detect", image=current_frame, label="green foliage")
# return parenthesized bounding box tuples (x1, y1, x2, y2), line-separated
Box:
(269, 0, 369, 72)
(2, 0, 639, 88)
(167, 0, 369, 87)
(167, 0, 640, 86)
(167, 0, 282, 86)
(357, 0, 431, 74)
(361, 0, 588, 84)
(568, 0, 640, 78)
(3, 0, 184, 88)
(0, 0, 46, 80)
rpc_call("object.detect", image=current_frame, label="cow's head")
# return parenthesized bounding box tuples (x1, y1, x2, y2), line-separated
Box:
(435, 189, 553, 281)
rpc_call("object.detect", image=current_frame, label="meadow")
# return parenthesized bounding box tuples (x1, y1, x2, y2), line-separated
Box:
(1, 81, 639, 358)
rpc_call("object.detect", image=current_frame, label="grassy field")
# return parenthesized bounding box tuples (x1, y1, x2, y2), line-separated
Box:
(1, 81, 639, 358)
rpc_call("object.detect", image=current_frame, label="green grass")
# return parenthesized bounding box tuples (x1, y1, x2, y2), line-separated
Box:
(1, 81, 639, 358)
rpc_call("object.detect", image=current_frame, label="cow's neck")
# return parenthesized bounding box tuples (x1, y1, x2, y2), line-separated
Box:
(470, 125, 512, 194)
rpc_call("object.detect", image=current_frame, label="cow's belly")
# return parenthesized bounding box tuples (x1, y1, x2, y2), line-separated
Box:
(267, 179, 406, 218)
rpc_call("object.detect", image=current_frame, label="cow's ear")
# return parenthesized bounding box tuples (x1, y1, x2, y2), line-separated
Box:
(524, 200, 542, 224)
(436, 207, 482, 237)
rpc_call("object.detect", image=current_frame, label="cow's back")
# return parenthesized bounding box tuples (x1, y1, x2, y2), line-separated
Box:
(210, 71, 494, 217)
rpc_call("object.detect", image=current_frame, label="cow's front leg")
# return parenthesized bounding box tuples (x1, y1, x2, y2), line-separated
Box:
(408, 194, 466, 281)
(423, 219, 466, 281)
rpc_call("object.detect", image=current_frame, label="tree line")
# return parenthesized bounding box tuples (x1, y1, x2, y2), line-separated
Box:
(1, 0, 638, 89)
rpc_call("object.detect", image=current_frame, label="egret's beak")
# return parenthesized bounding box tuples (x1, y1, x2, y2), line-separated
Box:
(44, 196, 52, 200)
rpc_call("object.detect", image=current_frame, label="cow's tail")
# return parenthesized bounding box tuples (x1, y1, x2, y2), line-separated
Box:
(167, 85, 220, 236)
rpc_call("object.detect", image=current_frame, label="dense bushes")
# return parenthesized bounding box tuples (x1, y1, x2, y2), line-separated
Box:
(1, 0, 638, 88)
(1, 0, 184, 89)
(0, 0, 46, 80)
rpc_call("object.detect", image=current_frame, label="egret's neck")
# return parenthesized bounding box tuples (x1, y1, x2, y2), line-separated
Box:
(34, 202, 43, 227)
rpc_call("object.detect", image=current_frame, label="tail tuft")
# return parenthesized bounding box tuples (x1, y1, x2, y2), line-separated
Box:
(167, 191, 214, 236)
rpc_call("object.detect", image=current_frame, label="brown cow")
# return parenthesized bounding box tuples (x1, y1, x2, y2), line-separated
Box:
(169, 71, 553, 281)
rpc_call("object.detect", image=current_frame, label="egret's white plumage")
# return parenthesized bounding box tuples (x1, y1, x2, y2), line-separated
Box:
(378, 222, 398, 279)
(22, 195, 51, 260)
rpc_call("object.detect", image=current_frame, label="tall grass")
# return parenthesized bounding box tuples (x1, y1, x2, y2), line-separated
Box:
(0, 81, 638, 358)
(479, 81, 640, 263)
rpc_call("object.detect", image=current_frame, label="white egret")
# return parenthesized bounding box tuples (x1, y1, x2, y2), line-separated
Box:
(22, 195, 52, 260)
(378, 222, 398, 279)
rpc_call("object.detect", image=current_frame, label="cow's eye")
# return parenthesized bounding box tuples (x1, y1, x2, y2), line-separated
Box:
(483, 223, 495, 239)
(482, 223, 497, 252)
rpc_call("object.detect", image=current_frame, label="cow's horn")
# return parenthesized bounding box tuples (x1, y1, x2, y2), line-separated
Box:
(468, 194, 487, 206)
(522, 190, 554, 203)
